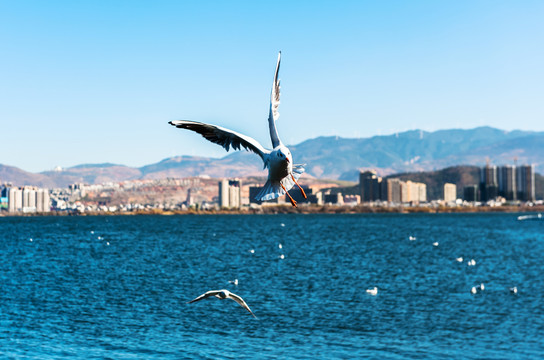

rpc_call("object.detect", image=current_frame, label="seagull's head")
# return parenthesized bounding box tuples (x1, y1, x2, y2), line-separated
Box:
(276, 146, 292, 164)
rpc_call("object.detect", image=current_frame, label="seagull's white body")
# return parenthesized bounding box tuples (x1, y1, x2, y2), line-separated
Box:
(366, 287, 378, 296)
(188, 289, 256, 318)
(169, 52, 305, 204)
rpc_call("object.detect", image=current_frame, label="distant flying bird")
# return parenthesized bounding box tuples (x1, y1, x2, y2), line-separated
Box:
(169, 52, 306, 207)
(188, 289, 256, 318)
(228, 279, 239, 286)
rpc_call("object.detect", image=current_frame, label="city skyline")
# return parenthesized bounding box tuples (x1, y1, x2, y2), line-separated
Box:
(1, 1, 543, 173)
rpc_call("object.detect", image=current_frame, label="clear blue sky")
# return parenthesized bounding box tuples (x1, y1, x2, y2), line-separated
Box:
(1, 1, 543, 172)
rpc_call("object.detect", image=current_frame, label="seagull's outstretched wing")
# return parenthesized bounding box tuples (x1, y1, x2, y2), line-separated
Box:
(169, 120, 268, 160)
(187, 290, 221, 304)
(268, 51, 282, 148)
(228, 292, 257, 318)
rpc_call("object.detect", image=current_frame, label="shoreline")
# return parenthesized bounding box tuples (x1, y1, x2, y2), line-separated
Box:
(2, 204, 544, 216)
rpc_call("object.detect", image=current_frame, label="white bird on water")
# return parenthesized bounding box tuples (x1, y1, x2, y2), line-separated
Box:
(169, 52, 306, 207)
(188, 289, 257, 318)
(471, 283, 485, 294)
(228, 279, 238, 286)
(510, 286, 518, 294)
(455, 257, 463, 263)
(366, 287, 378, 296)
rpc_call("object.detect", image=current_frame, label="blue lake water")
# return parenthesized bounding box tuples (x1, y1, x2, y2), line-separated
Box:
(1, 213, 543, 359)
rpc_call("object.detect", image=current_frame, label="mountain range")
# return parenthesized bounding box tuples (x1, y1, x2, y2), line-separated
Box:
(1, 127, 543, 188)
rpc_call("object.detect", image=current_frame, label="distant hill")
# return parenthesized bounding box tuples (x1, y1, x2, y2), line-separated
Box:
(289, 127, 544, 180)
(0, 164, 56, 188)
(1, 127, 543, 188)
(40, 163, 141, 188)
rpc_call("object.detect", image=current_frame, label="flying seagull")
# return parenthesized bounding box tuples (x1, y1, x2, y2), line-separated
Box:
(188, 289, 257, 318)
(169, 52, 306, 207)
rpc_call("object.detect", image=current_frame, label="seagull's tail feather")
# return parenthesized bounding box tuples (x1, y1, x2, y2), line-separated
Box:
(254, 164, 306, 202)
(255, 180, 284, 201)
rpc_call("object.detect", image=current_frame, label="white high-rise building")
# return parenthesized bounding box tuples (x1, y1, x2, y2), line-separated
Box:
(22, 187, 37, 213)
(404, 181, 427, 204)
(218, 179, 242, 208)
(36, 188, 51, 212)
(444, 183, 457, 202)
(8, 188, 23, 212)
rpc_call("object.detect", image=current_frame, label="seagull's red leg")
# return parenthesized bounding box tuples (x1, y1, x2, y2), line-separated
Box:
(291, 174, 307, 199)
(281, 183, 297, 207)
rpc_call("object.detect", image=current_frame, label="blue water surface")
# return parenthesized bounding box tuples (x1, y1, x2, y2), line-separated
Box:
(1, 213, 543, 359)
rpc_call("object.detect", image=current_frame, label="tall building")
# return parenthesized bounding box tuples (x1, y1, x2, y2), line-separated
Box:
(498, 165, 516, 200)
(405, 181, 427, 204)
(219, 180, 229, 207)
(22, 186, 37, 213)
(218, 179, 242, 208)
(400, 181, 409, 203)
(383, 178, 402, 203)
(480, 164, 498, 201)
(463, 185, 479, 202)
(359, 170, 382, 202)
(443, 183, 457, 202)
(516, 165, 535, 201)
(8, 187, 23, 212)
(36, 189, 51, 212)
